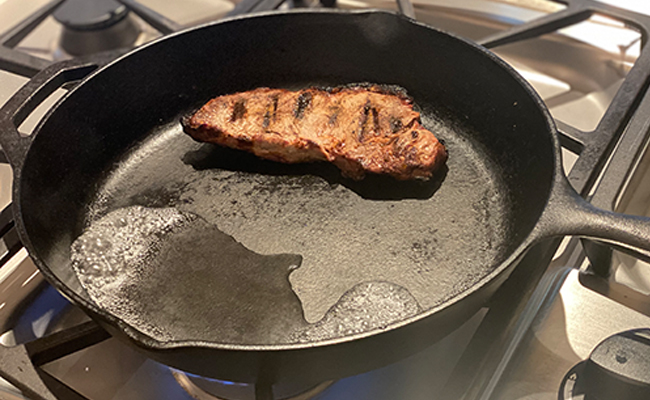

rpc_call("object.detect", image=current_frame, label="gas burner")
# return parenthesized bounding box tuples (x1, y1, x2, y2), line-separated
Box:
(53, 0, 140, 56)
(559, 329, 650, 400)
(172, 370, 333, 400)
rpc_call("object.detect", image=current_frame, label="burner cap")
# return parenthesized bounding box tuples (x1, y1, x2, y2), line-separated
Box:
(54, 0, 129, 31)
(559, 329, 650, 400)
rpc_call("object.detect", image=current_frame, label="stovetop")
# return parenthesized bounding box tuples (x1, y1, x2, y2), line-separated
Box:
(2, 1, 650, 399)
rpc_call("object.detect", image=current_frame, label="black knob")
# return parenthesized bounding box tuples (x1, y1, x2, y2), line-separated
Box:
(559, 329, 650, 400)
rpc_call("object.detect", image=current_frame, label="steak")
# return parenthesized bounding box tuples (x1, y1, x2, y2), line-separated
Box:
(182, 84, 447, 180)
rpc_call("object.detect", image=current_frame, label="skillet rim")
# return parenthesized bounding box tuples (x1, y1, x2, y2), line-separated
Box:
(13, 8, 562, 352)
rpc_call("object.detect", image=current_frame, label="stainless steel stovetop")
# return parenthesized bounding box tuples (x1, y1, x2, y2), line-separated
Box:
(1, 1, 650, 399)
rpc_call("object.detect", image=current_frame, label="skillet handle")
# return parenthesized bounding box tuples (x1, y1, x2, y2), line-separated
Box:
(539, 176, 650, 264)
(0, 54, 116, 169)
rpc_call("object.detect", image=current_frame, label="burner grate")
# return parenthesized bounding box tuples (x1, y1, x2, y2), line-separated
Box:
(481, 0, 650, 197)
(444, 1, 650, 399)
(0, 321, 109, 400)
(0, 0, 62, 78)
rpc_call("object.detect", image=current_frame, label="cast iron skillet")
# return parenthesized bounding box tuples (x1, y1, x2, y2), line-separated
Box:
(1, 10, 650, 386)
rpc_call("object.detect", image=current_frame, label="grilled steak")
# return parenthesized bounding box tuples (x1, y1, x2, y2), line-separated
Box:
(182, 84, 447, 180)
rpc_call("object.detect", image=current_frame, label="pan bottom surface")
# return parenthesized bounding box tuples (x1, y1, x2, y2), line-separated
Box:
(77, 109, 512, 345)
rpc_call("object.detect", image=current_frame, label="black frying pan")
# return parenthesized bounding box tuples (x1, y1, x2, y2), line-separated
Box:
(1, 10, 650, 386)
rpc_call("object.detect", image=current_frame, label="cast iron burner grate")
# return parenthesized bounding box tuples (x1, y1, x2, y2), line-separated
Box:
(1, 0, 650, 399)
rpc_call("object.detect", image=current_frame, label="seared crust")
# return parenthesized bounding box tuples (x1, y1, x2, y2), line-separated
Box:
(183, 85, 447, 180)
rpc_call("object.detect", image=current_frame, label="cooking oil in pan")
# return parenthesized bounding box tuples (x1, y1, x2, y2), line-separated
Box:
(71, 205, 307, 343)
(291, 281, 421, 343)
(71, 206, 194, 290)
(71, 205, 422, 344)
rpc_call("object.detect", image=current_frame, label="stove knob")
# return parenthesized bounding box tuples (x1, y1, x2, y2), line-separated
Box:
(559, 329, 650, 400)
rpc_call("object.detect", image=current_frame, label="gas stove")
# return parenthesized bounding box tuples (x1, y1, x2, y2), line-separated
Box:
(1, 0, 650, 399)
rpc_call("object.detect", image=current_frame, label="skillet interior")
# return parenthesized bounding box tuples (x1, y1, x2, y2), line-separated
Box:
(17, 11, 556, 348)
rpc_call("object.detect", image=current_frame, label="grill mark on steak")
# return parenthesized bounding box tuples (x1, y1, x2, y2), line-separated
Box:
(271, 94, 279, 119)
(183, 84, 448, 180)
(371, 107, 380, 133)
(294, 92, 312, 119)
(263, 94, 281, 129)
(358, 101, 373, 142)
(231, 99, 247, 121)
(263, 111, 271, 129)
